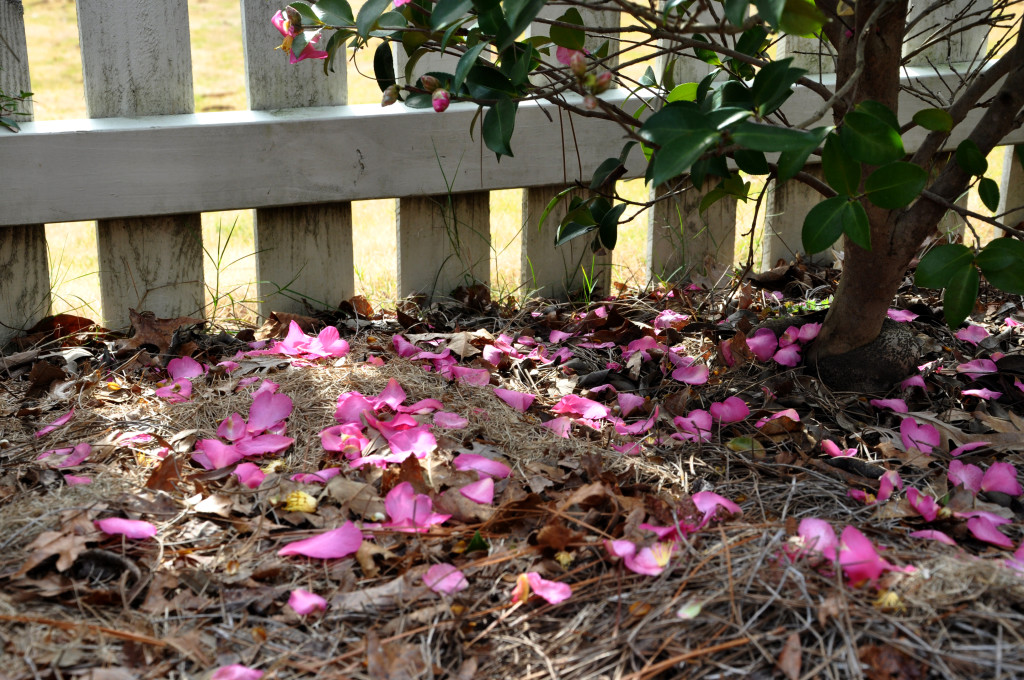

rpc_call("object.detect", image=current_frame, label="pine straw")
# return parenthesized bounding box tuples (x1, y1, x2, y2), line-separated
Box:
(2, 322, 1024, 679)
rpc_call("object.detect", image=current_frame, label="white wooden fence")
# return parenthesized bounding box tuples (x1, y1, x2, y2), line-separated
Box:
(1, 0, 1020, 343)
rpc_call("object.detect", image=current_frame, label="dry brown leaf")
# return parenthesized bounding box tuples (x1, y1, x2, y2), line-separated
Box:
(366, 629, 429, 680)
(327, 477, 386, 519)
(777, 632, 802, 680)
(122, 309, 205, 356)
(254, 311, 317, 340)
(15, 529, 94, 576)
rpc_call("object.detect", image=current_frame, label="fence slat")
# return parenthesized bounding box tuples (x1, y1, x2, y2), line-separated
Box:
(521, 6, 616, 298)
(0, 0, 49, 344)
(77, 0, 203, 329)
(241, 0, 353, 316)
(999, 148, 1024, 230)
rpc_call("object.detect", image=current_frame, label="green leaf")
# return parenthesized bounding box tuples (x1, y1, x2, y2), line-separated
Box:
(690, 34, 721, 65)
(590, 157, 624, 189)
(724, 0, 751, 26)
(735, 25, 768, 56)
(751, 57, 806, 116)
(550, 8, 585, 50)
(710, 80, 754, 110)
(373, 11, 406, 32)
(431, 0, 473, 29)
(537, 186, 576, 231)
(978, 177, 1000, 212)
(706, 107, 752, 130)
(802, 196, 851, 253)
(314, 0, 355, 26)
(779, 0, 827, 36)
(667, 82, 699, 103)
(647, 130, 721, 186)
(822, 133, 860, 195)
(734, 149, 770, 175)
(913, 108, 953, 133)
(730, 121, 823, 152)
(776, 126, 830, 183)
(943, 264, 979, 328)
(754, 0, 785, 26)
(978, 239, 1024, 294)
(955, 139, 988, 176)
(501, 0, 546, 51)
(840, 111, 904, 165)
(1015, 144, 1024, 171)
(855, 100, 900, 132)
(403, 92, 433, 108)
(597, 203, 626, 250)
(915, 243, 974, 288)
(288, 2, 320, 23)
(483, 97, 516, 158)
(373, 41, 396, 92)
(465, 530, 490, 553)
(465, 63, 515, 99)
(356, 0, 392, 37)
(453, 42, 487, 93)
(639, 102, 713, 147)
(843, 200, 870, 250)
(864, 162, 927, 209)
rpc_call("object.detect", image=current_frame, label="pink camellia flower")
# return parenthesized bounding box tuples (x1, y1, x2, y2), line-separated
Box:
(248, 390, 293, 434)
(212, 664, 264, 680)
(617, 393, 645, 417)
(154, 378, 192, 403)
(797, 323, 821, 343)
(459, 477, 495, 505)
(955, 325, 990, 345)
(167, 356, 203, 380)
(383, 482, 450, 532)
(746, 328, 778, 362)
(288, 588, 328, 616)
(772, 344, 801, 367)
(511, 572, 572, 605)
(320, 423, 369, 459)
(605, 539, 674, 576)
(271, 11, 328, 64)
(95, 517, 158, 539)
(556, 46, 585, 66)
(878, 470, 903, 502)
(966, 516, 1014, 548)
(192, 439, 244, 470)
(709, 396, 749, 423)
(906, 488, 940, 522)
(278, 523, 363, 559)
(432, 89, 451, 112)
(900, 417, 940, 454)
(838, 526, 914, 587)
(424, 563, 469, 594)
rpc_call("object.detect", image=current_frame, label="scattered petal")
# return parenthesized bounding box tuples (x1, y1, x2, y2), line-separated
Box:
(692, 491, 742, 528)
(948, 460, 983, 494)
(822, 440, 856, 457)
(166, 356, 203, 380)
(451, 366, 491, 386)
(981, 462, 1022, 496)
(962, 388, 1002, 400)
(906, 488, 940, 522)
(616, 392, 645, 417)
(383, 482, 450, 532)
(494, 387, 536, 412)
(950, 441, 989, 457)
(540, 416, 573, 438)
(878, 470, 903, 502)
(887, 309, 918, 322)
(95, 517, 158, 539)
(459, 477, 495, 504)
(794, 518, 838, 561)
(900, 374, 926, 390)
(211, 665, 263, 680)
(955, 324, 990, 345)
(772, 344, 801, 367)
(233, 462, 266, 489)
(909, 529, 956, 546)
(424, 563, 469, 594)
(746, 328, 778, 362)
(869, 398, 908, 413)
(900, 417, 940, 454)
(956, 359, 998, 376)
(709, 396, 749, 423)
(288, 588, 327, 615)
(966, 516, 1014, 548)
(551, 394, 610, 420)
(35, 408, 75, 437)
(452, 453, 511, 478)
(434, 411, 469, 429)
(248, 391, 293, 433)
(63, 474, 92, 486)
(278, 523, 363, 558)
(511, 572, 572, 605)
(671, 362, 709, 385)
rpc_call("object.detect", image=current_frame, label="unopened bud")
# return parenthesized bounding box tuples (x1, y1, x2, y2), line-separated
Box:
(381, 84, 400, 107)
(592, 70, 613, 94)
(432, 89, 451, 113)
(583, 94, 598, 110)
(420, 75, 441, 92)
(284, 6, 302, 29)
(570, 51, 587, 78)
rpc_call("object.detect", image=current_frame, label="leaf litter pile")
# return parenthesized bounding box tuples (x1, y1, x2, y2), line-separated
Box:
(2, 266, 1024, 680)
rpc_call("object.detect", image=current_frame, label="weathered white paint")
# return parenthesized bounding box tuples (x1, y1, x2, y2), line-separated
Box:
(77, 0, 204, 330)
(0, 0, 49, 344)
(242, 0, 353, 317)
(523, 184, 611, 298)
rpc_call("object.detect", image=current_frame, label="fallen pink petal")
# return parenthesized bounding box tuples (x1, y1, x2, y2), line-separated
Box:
(980, 462, 1022, 496)
(384, 482, 450, 532)
(434, 411, 469, 429)
(909, 529, 957, 546)
(212, 664, 264, 680)
(424, 563, 469, 594)
(671, 362, 710, 385)
(962, 388, 1002, 400)
(869, 398, 908, 413)
(887, 309, 918, 322)
(616, 392, 645, 417)
(709, 396, 749, 423)
(906, 488, 940, 522)
(459, 477, 495, 504)
(166, 355, 203, 380)
(288, 588, 328, 615)
(278, 523, 363, 559)
(248, 391, 293, 433)
(692, 491, 742, 528)
(795, 518, 838, 561)
(956, 359, 998, 376)
(966, 516, 1014, 548)
(746, 328, 778, 362)
(452, 453, 511, 478)
(233, 462, 266, 489)
(948, 460, 984, 494)
(955, 324, 990, 345)
(822, 439, 857, 457)
(511, 572, 572, 605)
(35, 408, 75, 437)
(95, 517, 158, 539)
(900, 417, 940, 454)
(63, 474, 92, 486)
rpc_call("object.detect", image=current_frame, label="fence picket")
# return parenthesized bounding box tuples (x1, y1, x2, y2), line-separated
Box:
(241, 0, 354, 316)
(77, 0, 204, 329)
(0, 0, 49, 343)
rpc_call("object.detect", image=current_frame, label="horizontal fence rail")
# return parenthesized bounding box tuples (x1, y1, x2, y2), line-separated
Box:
(1, 0, 1019, 343)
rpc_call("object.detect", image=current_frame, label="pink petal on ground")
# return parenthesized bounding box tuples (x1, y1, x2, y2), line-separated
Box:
(709, 396, 749, 423)
(981, 462, 1022, 496)
(315, 325, 350, 357)
(35, 408, 75, 437)
(424, 563, 469, 594)
(900, 417, 940, 454)
(53, 443, 92, 468)
(692, 491, 742, 528)
(869, 398, 908, 413)
(755, 409, 801, 428)
(512, 572, 572, 604)
(719, 338, 735, 367)
(955, 324, 990, 345)
(612, 441, 643, 455)
(822, 440, 856, 457)
(320, 423, 369, 458)
(909, 529, 957, 546)
(549, 329, 574, 343)
(459, 477, 495, 504)
(1006, 542, 1024, 573)
(233, 462, 266, 489)
(452, 453, 511, 478)
(617, 392, 645, 417)
(541, 416, 573, 438)
(63, 474, 92, 486)
(278, 522, 363, 558)
(957, 359, 998, 376)
(653, 309, 688, 330)
(383, 482, 450, 532)
(746, 328, 778, 362)
(95, 517, 158, 539)
(154, 378, 193, 402)
(950, 441, 989, 457)
(248, 391, 293, 433)
(217, 413, 247, 442)
(673, 409, 712, 442)
(373, 379, 407, 410)
(796, 518, 838, 561)
(672, 362, 709, 385)
(901, 374, 926, 390)
(335, 391, 374, 425)
(494, 387, 535, 412)
(288, 588, 328, 615)
(798, 323, 821, 343)
(236, 433, 295, 457)
(967, 516, 1014, 548)
(434, 411, 469, 429)
(949, 460, 984, 494)
(211, 664, 264, 680)
(612, 407, 659, 436)
(551, 394, 610, 420)
(772, 344, 801, 367)
(167, 356, 203, 380)
(194, 439, 245, 469)
(887, 309, 918, 322)
(451, 366, 491, 386)
(906, 488, 940, 522)
(963, 388, 1002, 400)
(291, 468, 342, 484)
(838, 526, 912, 586)
(878, 470, 903, 502)
(779, 326, 800, 347)
(386, 425, 437, 458)
(398, 398, 444, 414)
(392, 334, 418, 357)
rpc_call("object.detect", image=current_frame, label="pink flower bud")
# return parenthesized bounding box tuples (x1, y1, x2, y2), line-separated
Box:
(592, 70, 613, 94)
(583, 94, 598, 110)
(432, 89, 450, 113)
(381, 84, 399, 107)
(570, 51, 587, 78)
(420, 75, 441, 93)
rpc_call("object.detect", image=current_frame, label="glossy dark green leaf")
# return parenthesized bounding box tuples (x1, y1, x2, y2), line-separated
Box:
(776, 126, 830, 183)
(453, 43, 487, 93)
(639, 102, 712, 146)
(915, 243, 974, 288)
(501, 0, 546, 50)
(356, 0, 391, 37)
(713, 80, 754, 110)
(751, 58, 805, 116)
(779, 0, 827, 37)
(667, 82, 699, 103)
(942, 264, 979, 328)
(802, 196, 850, 253)
(314, 0, 355, 25)
(735, 25, 768, 56)
(734, 149, 770, 175)
(465, 63, 515, 99)
(537, 186, 576, 231)
(843, 200, 871, 250)
(288, 2, 320, 22)
(730, 122, 823, 152)
(754, 0, 785, 26)
(912, 108, 953, 133)
(431, 0, 473, 29)
(373, 11, 406, 32)
(373, 41, 396, 92)
(840, 111, 904, 165)
(597, 203, 627, 250)
(725, 0, 750, 26)
(854, 100, 900, 132)
(864, 162, 927, 209)
(978, 177, 1000, 212)
(977, 238, 1024, 293)
(483, 97, 516, 158)
(590, 157, 624, 189)
(822, 133, 860, 195)
(955, 139, 988, 176)
(550, 8, 585, 50)
(706, 107, 751, 130)
(647, 130, 721, 186)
